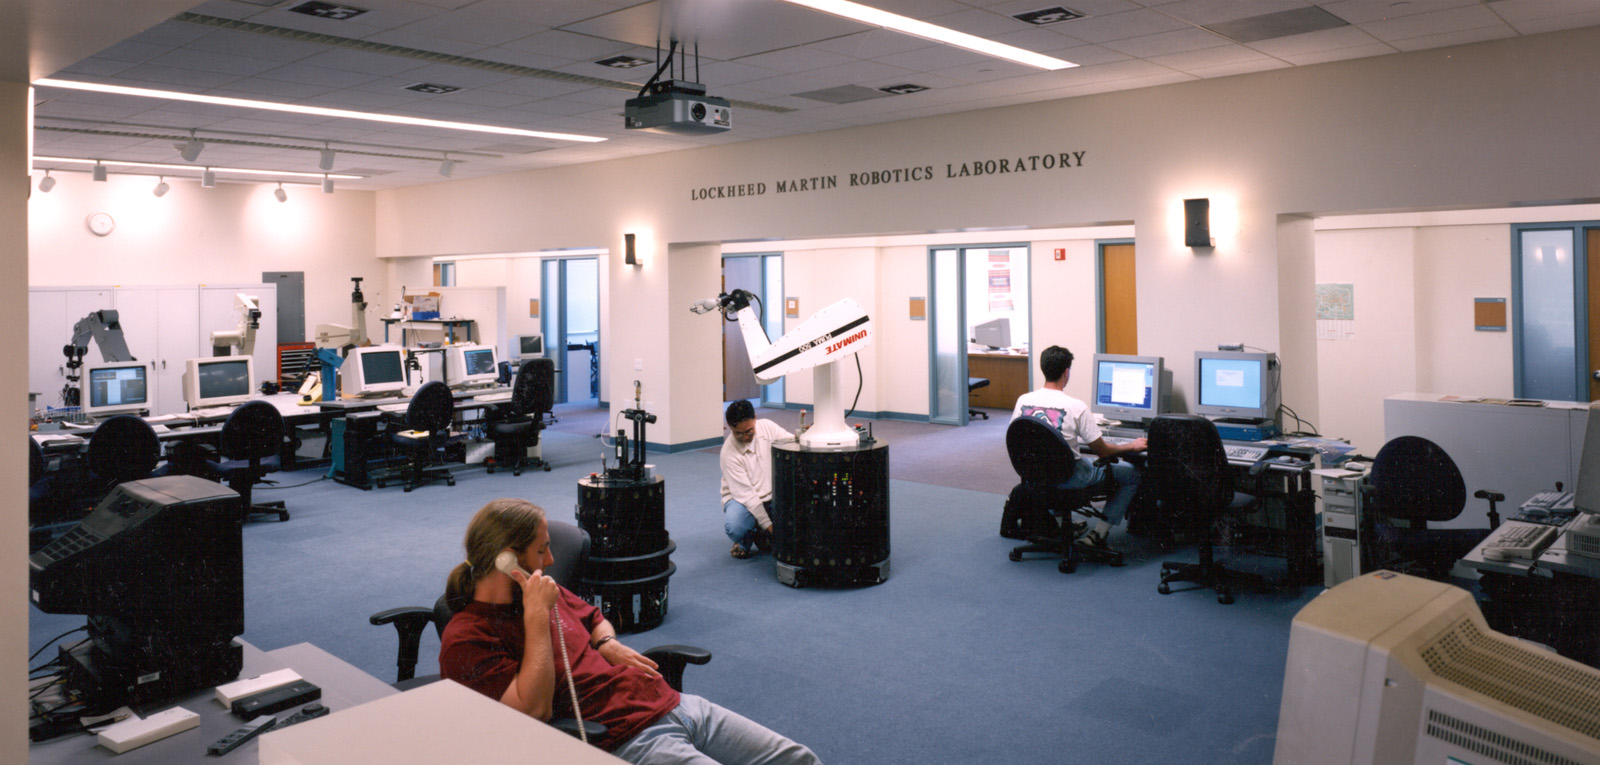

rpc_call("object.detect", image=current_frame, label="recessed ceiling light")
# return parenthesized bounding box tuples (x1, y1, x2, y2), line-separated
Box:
(289, 1, 368, 21)
(404, 83, 460, 95)
(596, 55, 654, 70)
(879, 84, 929, 95)
(34, 79, 608, 143)
(1014, 7, 1084, 26)
(776, 0, 1075, 70)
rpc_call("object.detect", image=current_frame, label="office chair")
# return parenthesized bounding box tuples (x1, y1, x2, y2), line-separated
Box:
(208, 400, 290, 522)
(86, 414, 162, 496)
(1146, 414, 1270, 604)
(369, 520, 710, 740)
(968, 377, 990, 420)
(487, 358, 554, 476)
(1362, 435, 1502, 582)
(1001, 417, 1124, 573)
(380, 381, 456, 492)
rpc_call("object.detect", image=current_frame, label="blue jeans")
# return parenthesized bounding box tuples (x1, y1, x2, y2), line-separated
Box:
(724, 499, 762, 552)
(1061, 456, 1140, 527)
(613, 693, 821, 765)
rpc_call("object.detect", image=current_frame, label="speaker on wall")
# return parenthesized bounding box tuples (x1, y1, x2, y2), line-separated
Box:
(1184, 198, 1211, 248)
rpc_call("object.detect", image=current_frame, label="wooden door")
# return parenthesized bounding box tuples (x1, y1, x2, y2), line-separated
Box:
(1102, 243, 1137, 354)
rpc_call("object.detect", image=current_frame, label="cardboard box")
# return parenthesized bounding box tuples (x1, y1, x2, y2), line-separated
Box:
(404, 292, 441, 320)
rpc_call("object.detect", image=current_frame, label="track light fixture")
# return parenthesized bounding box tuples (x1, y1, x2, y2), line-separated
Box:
(38, 171, 56, 192)
(92, 162, 107, 182)
(176, 130, 205, 162)
(274, 182, 287, 203)
(439, 154, 455, 178)
(319, 143, 336, 172)
(202, 168, 216, 188)
(322, 176, 334, 194)
(153, 176, 170, 197)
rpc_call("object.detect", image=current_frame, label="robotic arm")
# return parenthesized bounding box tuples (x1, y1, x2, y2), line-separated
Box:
(62, 309, 137, 406)
(692, 289, 873, 448)
(209, 293, 261, 357)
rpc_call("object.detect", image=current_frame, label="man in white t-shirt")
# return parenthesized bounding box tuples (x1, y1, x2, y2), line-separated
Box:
(719, 399, 794, 559)
(1011, 345, 1147, 550)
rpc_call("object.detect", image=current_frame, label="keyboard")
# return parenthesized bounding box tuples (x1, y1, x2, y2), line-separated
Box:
(1224, 444, 1268, 462)
(377, 403, 409, 413)
(1482, 523, 1560, 560)
(189, 406, 236, 418)
(474, 391, 513, 403)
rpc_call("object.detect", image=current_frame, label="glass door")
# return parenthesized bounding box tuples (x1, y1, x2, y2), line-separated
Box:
(928, 247, 965, 425)
(541, 257, 600, 405)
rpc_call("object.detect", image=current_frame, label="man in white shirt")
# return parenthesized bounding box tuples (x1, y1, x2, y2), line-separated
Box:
(719, 400, 794, 559)
(1011, 345, 1147, 550)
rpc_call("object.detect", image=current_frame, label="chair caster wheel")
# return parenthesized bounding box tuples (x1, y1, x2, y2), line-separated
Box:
(1059, 560, 1076, 574)
(1218, 591, 1234, 605)
(403, 485, 414, 493)
(542, 465, 551, 472)
(486, 466, 495, 474)
(446, 478, 456, 486)
(1158, 582, 1171, 595)
(1009, 550, 1023, 562)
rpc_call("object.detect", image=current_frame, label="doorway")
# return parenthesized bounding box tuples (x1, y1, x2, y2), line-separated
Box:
(541, 257, 599, 405)
(928, 244, 1031, 425)
(721, 253, 784, 407)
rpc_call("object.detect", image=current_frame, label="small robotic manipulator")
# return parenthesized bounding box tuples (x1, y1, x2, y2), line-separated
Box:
(606, 380, 658, 482)
(61, 310, 137, 407)
(209, 293, 262, 357)
(691, 289, 873, 449)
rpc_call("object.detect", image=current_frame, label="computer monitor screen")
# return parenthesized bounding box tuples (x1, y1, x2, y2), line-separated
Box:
(81, 363, 149, 417)
(514, 334, 544, 358)
(1193, 350, 1280, 421)
(182, 356, 255, 409)
(344, 345, 408, 397)
(1090, 354, 1165, 425)
(974, 318, 1011, 349)
(446, 343, 499, 387)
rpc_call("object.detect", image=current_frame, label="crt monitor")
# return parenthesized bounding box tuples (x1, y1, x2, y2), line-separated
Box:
(973, 317, 1011, 349)
(80, 363, 149, 417)
(513, 333, 544, 359)
(1090, 353, 1165, 425)
(1193, 350, 1280, 421)
(29, 475, 244, 709)
(446, 343, 499, 387)
(181, 355, 255, 410)
(344, 345, 408, 397)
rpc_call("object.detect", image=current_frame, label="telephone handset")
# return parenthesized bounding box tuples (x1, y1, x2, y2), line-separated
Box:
(495, 549, 586, 741)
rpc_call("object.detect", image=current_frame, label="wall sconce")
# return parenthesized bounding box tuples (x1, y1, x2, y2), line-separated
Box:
(1184, 198, 1213, 248)
(624, 233, 639, 266)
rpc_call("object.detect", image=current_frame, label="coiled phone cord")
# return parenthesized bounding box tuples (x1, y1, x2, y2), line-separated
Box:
(552, 608, 586, 743)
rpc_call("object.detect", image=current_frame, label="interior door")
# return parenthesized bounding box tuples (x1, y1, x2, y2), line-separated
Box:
(721, 256, 762, 402)
(1100, 242, 1137, 354)
(1588, 228, 1600, 402)
(928, 247, 965, 425)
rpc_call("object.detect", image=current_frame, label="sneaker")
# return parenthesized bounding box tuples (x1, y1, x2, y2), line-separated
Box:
(1078, 530, 1112, 552)
(730, 544, 753, 559)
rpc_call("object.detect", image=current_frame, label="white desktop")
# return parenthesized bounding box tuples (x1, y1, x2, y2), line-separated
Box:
(445, 343, 499, 389)
(181, 355, 255, 411)
(341, 345, 408, 397)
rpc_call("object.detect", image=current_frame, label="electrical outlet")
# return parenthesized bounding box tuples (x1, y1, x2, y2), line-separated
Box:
(634, 358, 642, 370)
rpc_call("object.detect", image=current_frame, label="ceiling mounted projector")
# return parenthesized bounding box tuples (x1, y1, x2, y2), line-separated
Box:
(624, 80, 731, 135)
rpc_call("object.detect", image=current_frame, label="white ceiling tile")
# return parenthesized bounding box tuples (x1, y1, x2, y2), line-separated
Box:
(1246, 25, 1388, 57)
(812, 29, 941, 60)
(1387, 24, 1517, 51)
(1500, 9, 1600, 35)
(1273, 41, 1396, 66)
(1047, 7, 1192, 43)
(1319, 0, 1481, 26)
(1152, 0, 1307, 26)
(258, 63, 387, 89)
(1101, 27, 1231, 58)
(1360, 5, 1509, 43)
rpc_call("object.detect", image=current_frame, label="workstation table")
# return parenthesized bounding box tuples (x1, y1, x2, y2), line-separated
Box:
(28, 639, 397, 764)
(1459, 513, 1600, 669)
(318, 385, 518, 490)
(967, 350, 1029, 409)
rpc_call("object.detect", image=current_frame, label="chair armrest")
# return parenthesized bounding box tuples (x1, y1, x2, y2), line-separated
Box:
(369, 606, 435, 682)
(551, 718, 608, 740)
(642, 645, 713, 692)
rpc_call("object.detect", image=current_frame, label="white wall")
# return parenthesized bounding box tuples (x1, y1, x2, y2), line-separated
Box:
(372, 27, 1600, 447)
(29, 172, 380, 336)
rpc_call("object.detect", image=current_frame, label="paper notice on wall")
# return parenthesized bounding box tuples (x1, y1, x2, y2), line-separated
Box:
(1316, 283, 1355, 340)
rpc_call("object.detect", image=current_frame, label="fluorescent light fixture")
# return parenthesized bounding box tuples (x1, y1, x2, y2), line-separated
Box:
(153, 177, 170, 197)
(274, 183, 288, 203)
(92, 162, 107, 182)
(322, 176, 334, 194)
(38, 171, 55, 192)
(202, 168, 216, 188)
(439, 156, 455, 177)
(35, 78, 609, 143)
(34, 156, 362, 181)
(319, 146, 336, 171)
(776, 0, 1076, 70)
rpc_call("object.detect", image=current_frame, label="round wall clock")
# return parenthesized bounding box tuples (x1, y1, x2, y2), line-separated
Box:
(86, 212, 116, 237)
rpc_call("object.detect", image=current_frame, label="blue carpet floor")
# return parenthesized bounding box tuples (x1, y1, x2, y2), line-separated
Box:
(30, 406, 1320, 763)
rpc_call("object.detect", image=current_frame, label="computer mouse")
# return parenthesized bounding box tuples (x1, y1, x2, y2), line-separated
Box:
(1482, 547, 1512, 561)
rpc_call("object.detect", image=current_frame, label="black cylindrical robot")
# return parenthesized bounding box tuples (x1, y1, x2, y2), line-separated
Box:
(770, 439, 890, 588)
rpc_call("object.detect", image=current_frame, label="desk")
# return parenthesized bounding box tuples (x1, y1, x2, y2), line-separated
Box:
(380, 318, 475, 346)
(967, 351, 1028, 409)
(322, 386, 514, 489)
(29, 640, 397, 763)
(1460, 516, 1600, 668)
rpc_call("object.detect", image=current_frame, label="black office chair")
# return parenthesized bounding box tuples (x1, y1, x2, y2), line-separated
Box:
(1147, 414, 1269, 604)
(86, 414, 162, 495)
(207, 400, 290, 522)
(487, 358, 554, 476)
(381, 381, 456, 492)
(1362, 435, 1502, 582)
(968, 377, 990, 420)
(1001, 417, 1124, 573)
(369, 520, 710, 740)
